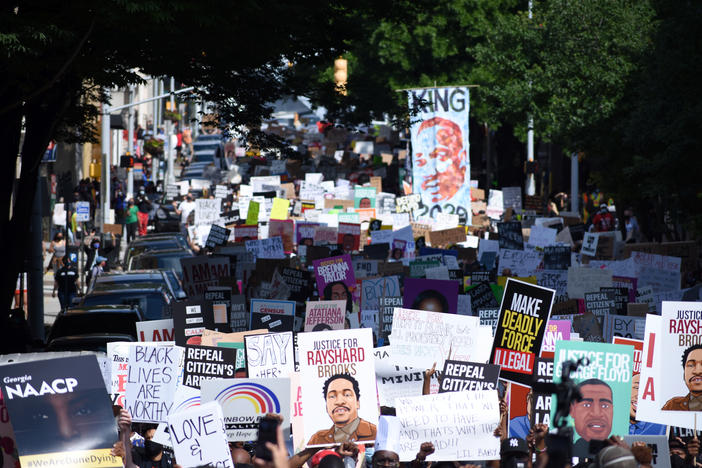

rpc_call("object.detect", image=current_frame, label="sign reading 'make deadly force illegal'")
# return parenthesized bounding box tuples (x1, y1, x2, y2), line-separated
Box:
(490, 278, 555, 386)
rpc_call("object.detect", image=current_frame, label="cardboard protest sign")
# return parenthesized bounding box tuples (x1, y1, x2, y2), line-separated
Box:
(172, 300, 215, 346)
(497, 221, 524, 250)
(183, 345, 238, 388)
(531, 357, 554, 427)
(304, 300, 346, 332)
(312, 254, 355, 298)
(552, 340, 634, 458)
(137, 318, 175, 342)
(541, 320, 571, 358)
(428, 227, 466, 249)
(622, 435, 670, 468)
(1, 356, 120, 467)
(537, 270, 568, 303)
(390, 308, 492, 370)
(360, 276, 401, 311)
(250, 299, 295, 332)
(297, 328, 378, 446)
(543, 246, 571, 270)
(244, 331, 295, 378)
(567, 266, 613, 299)
(126, 343, 183, 423)
(205, 224, 231, 249)
(581, 232, 599, 256)
(168, 401, 231, 468)
(394, 391, 500, 461)
(373, 347, 427, 407)
(180, 256, 230, 297)
(439, 360, 500, 393)
(403, 278, 459, 315)
(490, 279, 555, 385)
(201, 378, 290, 442)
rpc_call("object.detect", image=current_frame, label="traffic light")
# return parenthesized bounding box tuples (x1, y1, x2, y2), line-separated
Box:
(120, 154, 135, 168)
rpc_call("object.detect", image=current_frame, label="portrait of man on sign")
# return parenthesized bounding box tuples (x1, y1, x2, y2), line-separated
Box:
(413, 117, 468, 204)
(570, 379, 614, 453)
(307, 373, 377, 446)
(662, 344, 702, 411)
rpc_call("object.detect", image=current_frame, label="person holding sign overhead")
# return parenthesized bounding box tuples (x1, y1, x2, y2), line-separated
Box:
(307, 373, 377, 445)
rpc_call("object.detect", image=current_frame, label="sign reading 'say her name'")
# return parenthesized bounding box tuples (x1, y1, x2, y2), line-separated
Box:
(490, 279, 555, 385)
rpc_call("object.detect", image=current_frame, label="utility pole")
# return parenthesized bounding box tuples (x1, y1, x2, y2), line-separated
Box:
(526, 0, 536, 197)
(166, 77, 176, 185)
(571, 153, 579, 213)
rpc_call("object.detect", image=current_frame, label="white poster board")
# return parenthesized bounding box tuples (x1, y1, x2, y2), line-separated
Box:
(244, 331, 295, 378)
(168, 401, 232, 468)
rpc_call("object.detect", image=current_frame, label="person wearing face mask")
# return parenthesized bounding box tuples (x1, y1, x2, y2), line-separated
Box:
(174, 193, 196, 233)
(131, 426, 176, 468)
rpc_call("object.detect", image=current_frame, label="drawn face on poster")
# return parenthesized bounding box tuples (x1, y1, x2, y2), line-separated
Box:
(297, 328, 378, 447)
(660, 302, 702, 412)
(413, 117, 467, 204)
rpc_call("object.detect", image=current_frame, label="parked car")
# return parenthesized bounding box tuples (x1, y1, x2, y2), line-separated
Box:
(80, 284, 173, 320)
(128, 248, 194, 279)
(90, 269, 186, 299)
(46, 305, 143, 352)
(154, 203, 181, 232)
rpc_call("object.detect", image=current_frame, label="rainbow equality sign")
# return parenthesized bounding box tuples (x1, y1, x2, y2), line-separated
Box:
(201, 378, 291, 442)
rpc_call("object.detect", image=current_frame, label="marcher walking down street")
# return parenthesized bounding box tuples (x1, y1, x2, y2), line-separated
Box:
(135, 188, 152, 236)
(125, 199, 138, 243)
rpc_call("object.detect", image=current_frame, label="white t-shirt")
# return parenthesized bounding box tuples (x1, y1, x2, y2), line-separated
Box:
(178, 200, 196, 224)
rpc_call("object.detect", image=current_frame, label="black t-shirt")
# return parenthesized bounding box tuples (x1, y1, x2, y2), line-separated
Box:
(131, 448, 174, 468)
(55, 266, 78, 294)
(136, 195, 152, 213)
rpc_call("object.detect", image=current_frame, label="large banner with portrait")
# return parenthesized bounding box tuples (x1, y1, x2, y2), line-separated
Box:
(408, 86, 471, 223)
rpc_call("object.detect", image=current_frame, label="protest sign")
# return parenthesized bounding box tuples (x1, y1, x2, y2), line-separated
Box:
(281, 267, 312, 302)
(304, 300, 346, 332)
(439, 360, 500, 393)
(536, 270, 568, 303)
(246, 237, 285, 259)
(230, 295, 248, 332)
(172, 300, 215, 346)
(195, 198, 222, 225)
(137, 318, 175, 342)
(220, 209, 240, 225)
(201, 378, 290, 442)
(250, 299, 295, 332)
(354, 259, 380, 279)
(338, 222, 361, 252)
(543, 246, 571, 270)
(497, 221, 524, 250)
(585, 290, 616, 325)
(428, 227, 466, 249)
(361, 276, 401, 311)
(126, 343, 182, 423)
(600, 286, 629, 315)
(408, 87, 472, 225)
(0, 355, 121, 467)
(603, 316, 645, 342)
(531, 357, 554, 427)
(297, 328, 378, 446)
(374, 347, 427, 406)
(394, 391, 500, 461)
(205, 224, 230, 249)
(490, 279, 555, 385)
(659, 302, 702, 413)
(567, 266, 613, 299)
(183, 345, 238, 388)
(541, 320, 571, 358)
(379, 295, 403, 341)
(270, 197, 290, 220)
(622, 435, 670, 468)
(403, 278, 459, 315)
(180, 256, 230, 297)
(409, 258, 441, 278)
(234, 224, 258, 242)
(245, 200, 260, 225)
(581, 232, 599, 256)
(107, 341, 130, 408)
(469, 281, 499, 311)
(572, 313, 605, 342)
(312, 254, 356, 297)
(390, 308, 492, 370)
(502, 186, 522, 213)
(244, 331, 295, 378)
(0, 390, 20, 468)
(354, 186, 377, 208)
(552, 340, 634, 458)
(396, 194, 422, 213)
(168, 401, 232, 468)
(498, 249, 542, 277)
(205, 286, 232, 331)
(268, 219, 295, 253)
(528, 226, 557, 248)
(476, 308, 498, 333)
